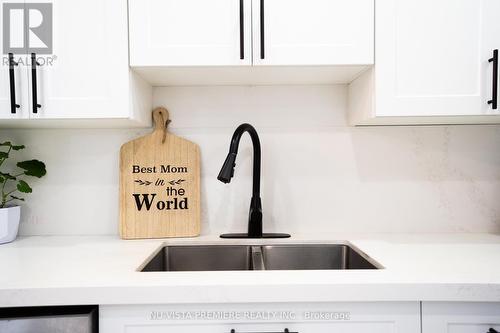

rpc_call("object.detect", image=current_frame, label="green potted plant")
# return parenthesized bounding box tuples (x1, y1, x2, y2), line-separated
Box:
(0, 142, 46, 244)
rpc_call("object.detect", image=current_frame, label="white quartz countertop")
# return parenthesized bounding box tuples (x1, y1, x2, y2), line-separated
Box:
(1, 233, 500, 307)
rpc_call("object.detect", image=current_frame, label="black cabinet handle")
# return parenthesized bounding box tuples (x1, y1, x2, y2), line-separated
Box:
(239, 0, 244, 59)
(8, 53, 20, 114)
(230, 329, 296, 333)
(488, 49, 498, 110)
(489, 328, 499, 333)
(31, 53, 41, 114)
(260, 0, 265, 59)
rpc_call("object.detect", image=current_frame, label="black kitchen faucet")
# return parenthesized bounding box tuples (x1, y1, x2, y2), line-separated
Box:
(217, 123, 290, 239)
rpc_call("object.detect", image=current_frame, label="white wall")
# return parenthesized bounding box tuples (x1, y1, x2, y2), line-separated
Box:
(1, 85, 500, 236)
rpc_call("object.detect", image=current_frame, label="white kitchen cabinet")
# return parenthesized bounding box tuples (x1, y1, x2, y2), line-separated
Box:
(0, 55, 29, 121)
(30, 0, 130, 120)
(0, 0, 151, 126)
(422, 302, 500, 333)
(100, 302, 420, 333)
(252, 0, 374, 66)
(129, 0, 253, 66)
(0, 0, 29, 120)
(349, 0, 500, 125)
(128, 0, 374, 85)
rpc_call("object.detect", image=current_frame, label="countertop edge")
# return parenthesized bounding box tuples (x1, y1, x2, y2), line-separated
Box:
(1, 283, 500, 307)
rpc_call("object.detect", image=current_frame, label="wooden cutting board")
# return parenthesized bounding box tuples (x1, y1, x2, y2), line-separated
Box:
(119, 107, 200, 239)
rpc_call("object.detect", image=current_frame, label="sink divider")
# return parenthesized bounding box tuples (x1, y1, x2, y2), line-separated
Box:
(251, 246, 266, 270)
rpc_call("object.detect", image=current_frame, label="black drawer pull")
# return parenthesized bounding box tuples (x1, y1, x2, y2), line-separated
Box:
(31, 53, 42, 114)
(230, 329, 296, 333)
(8, 53, 20, 114)
(488, 49, 498, 110)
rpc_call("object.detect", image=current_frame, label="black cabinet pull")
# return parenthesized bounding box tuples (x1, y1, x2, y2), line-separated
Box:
(239, 0, 244, 59)
(489, 328, 499, 333)
(31, 53, 41, 114)
(260, 0, 265, 59)
(488, 49, 498, 110)
(8, 53, 20, 114)
(230, 329, 296, 333)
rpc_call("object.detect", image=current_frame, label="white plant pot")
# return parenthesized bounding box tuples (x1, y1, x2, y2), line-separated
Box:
(0, 206, 21, 244)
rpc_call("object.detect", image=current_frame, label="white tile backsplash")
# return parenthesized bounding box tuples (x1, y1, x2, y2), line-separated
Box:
(1, 85, 500, 236)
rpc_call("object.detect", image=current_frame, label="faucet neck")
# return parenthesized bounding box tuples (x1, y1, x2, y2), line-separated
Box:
(229, 123, 261, 197)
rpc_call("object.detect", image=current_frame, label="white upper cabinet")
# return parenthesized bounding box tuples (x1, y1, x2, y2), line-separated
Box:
(349, 0, 500, 125)
(0, 54, 29, 120)
(129, 0, 253, 66)
(377, 0, 500, 117)
(128, 0, 374, 85)
(0, 0, 151, 126)
(29, 0, 130, 120)
(252, 0, 374, 66)
(0, 0, 29, 120)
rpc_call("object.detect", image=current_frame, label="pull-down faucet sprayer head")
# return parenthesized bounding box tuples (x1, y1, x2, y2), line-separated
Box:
(217, 152, 237, 184)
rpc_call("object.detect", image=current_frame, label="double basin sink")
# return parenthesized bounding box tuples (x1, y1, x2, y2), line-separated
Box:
(141, 243, 382, 271)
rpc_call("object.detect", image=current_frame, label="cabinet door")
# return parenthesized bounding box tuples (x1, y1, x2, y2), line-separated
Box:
(252, 0, 374, 66)
(129, 0, 252, 66)
(27, 0, 130, 119)
(376, 0, 500, 117)
(0, 0, 29, 120)
(0, 56, 29, 120)
(422, 302, 500, 333)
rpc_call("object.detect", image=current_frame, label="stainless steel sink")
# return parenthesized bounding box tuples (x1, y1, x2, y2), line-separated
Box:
(141, 243, 382, 271)
(261, 244, 378, 270)
(142, 245, 252, 271)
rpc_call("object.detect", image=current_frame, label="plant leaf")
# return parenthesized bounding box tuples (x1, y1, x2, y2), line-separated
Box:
(0, 151, 8, 159)
(17, 180, 32, 193)
(11, 145, 25, 151)
(0, 172, 16, 180)
(17, 160, 46, 178)
(0, 141, 12, 147)
(9, 195, 24, 201)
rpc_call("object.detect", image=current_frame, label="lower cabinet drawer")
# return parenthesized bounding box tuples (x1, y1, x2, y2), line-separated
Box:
(100, 302, 420, 333)
(422, 302, 500, 333)
(122, 322, 400, 333)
